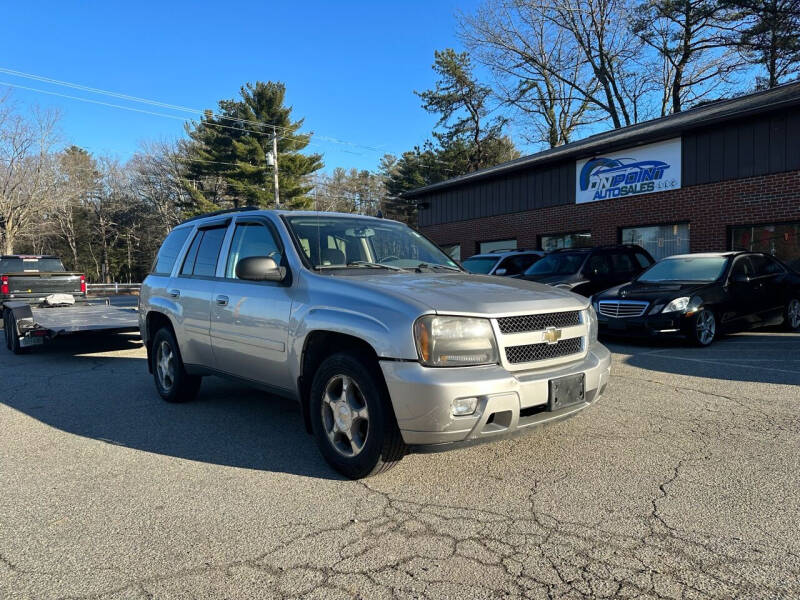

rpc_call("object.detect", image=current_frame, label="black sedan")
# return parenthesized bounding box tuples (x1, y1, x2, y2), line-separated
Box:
(593, 251, 800, 346)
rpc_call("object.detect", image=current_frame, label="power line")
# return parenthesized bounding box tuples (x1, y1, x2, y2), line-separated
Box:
(0, 67, 391, 155)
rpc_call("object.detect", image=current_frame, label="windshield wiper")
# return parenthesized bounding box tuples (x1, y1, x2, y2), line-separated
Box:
(415, 263, 462, 272)
(315, 261, 406, 271)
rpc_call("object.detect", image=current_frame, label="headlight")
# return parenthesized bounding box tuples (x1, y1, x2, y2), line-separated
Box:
(662, 297, 690, 313)
(585, 304, 598, 344)
(414, 315, 498, 367)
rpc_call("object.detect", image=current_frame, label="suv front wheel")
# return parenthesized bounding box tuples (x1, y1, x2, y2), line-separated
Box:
(310, 352, 406, 478)
(151, 327, 201, 403)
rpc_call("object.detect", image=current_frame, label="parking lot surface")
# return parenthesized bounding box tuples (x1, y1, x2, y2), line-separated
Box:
(1, 330, 799, 599)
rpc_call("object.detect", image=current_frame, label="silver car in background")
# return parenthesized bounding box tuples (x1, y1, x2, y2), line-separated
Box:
(139, 209, 611, 478)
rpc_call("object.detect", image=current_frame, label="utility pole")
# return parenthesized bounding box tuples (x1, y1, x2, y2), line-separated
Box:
(271, 127, 280, 207)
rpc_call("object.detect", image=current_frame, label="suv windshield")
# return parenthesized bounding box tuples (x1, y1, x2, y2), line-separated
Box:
(525, 252, 586, 276)
(637, 257, 728, 282)
(462, 256, 500, 274)
(285, 215, 459, 271)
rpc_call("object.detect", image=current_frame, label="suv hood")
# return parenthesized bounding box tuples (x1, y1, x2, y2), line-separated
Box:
(333, 272, 588, 316)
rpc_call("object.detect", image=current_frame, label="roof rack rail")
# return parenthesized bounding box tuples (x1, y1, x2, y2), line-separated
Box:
(488, 247, 538, 254)
(180, 206, 261, 224)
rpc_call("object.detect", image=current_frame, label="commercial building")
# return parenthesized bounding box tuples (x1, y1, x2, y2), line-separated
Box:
(406, 83, 800, 270)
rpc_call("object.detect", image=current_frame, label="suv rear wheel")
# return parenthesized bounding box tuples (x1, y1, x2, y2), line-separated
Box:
(310, 352, 406, 478)
(151, 327, 201, 403)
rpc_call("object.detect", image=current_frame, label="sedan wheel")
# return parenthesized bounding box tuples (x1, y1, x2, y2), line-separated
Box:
(786, 298, 800, 331)
(693, 309, 716, 346)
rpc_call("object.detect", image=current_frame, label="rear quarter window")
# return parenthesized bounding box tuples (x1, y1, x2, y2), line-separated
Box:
(152, 227, 192, 276)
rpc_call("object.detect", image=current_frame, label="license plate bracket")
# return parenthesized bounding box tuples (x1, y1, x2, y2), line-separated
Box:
(548, 373, 586, 411)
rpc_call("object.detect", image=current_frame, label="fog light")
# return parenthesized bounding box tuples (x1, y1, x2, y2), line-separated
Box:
(452, 397, 478, 416)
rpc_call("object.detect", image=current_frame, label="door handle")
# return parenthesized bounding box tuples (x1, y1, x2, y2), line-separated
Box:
(215, 295, 229, 306)
(167, 289, 181, 298)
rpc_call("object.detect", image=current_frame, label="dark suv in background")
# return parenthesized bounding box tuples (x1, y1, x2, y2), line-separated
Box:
(517, 245, 655, 296)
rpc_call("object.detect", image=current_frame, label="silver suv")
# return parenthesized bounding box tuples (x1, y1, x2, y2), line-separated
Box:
(139, 209, 611, 478)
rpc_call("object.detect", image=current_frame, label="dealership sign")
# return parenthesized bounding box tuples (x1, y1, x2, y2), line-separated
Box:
(576, 138, 681, 204)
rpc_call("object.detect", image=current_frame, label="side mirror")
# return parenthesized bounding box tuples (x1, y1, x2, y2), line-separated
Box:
(236, 256, 285, 282)
(495, 268, 508, 276)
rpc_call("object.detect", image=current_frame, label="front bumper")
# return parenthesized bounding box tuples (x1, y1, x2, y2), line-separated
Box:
(597, 312, 689, 338)
(380, 343, 611, 448)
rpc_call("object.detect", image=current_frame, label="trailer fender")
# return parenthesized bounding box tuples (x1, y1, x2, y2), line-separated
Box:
(5, 302, 34, 336)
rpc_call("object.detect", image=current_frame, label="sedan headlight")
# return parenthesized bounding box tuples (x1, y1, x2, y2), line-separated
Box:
(662, 297, 691, 313)
(585, 304, 598, 344)
(414, 315, 498, 367)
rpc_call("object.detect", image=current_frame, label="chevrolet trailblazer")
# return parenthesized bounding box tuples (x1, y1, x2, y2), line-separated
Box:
(139, 208, 611, 478)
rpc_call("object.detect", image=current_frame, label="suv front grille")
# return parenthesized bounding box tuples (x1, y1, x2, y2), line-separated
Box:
(497, 310, 581, 334)
(597, 300, 649, 318)
(505, 337, 584, 364)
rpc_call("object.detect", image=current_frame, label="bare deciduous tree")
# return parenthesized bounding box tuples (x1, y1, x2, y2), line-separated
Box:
(461, 0, 600, 147)
(0, 99, 61, 254)
(632, 0, 743, 115)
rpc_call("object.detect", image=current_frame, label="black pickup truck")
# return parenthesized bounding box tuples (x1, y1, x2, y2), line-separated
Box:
(0, 255, 86, 304)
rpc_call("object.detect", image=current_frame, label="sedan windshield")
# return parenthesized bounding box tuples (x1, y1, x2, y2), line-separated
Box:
(638, 257, 728, 282)
(285, 215, 460, 271)
(462, 256, 500, 274)
(524, 252, 585, 276)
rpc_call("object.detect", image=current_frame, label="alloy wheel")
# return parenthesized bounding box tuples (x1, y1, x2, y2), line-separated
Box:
(788, 299, 800, 329)
(156, 340, 176, 392)
(696, 310, 716, 345)
(321, 374, 370, 458)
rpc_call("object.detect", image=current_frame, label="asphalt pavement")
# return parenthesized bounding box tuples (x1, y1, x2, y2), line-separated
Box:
(1, 328, 798, 599)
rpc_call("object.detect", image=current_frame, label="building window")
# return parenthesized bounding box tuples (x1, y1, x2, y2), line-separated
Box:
(540, 232, 592, 252)
(440, 243, 461, 261)
(621, 224, 689, 260)
(479, 239, 516, 254)
(731, 222, 800, 272)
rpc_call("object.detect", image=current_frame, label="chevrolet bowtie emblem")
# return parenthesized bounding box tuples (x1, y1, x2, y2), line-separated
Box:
(543, 327, 562, 344)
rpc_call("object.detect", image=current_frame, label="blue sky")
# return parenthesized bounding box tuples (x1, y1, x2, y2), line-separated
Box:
(0, 0, 485, 172)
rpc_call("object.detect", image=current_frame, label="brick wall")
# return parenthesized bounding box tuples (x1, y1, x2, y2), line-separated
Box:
(419, 170, 800, 257)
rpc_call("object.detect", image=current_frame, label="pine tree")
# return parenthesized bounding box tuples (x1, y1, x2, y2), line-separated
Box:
(184, 81, 323, 212)
(724, 0, 800, 88)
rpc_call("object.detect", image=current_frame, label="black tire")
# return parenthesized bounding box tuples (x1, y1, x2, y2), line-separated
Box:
(688, 309, 717, 347)
(151, 327, 201, 403)
(784, 297, 800, 332)
(310, 351, 406, 479)
(3, 310, 12, 351)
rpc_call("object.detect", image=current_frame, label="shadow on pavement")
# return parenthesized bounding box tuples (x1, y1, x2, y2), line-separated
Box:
(1, 331, 341, 480)
(605, 331, 800, 386)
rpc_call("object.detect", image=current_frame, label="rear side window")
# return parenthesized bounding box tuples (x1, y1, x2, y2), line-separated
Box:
(633, 251, 653, 269)
(180, 227, 227, 277)
(610, 252, 636, 274)
(750, 254, 785, 276)
(152, 228, 191, 275)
